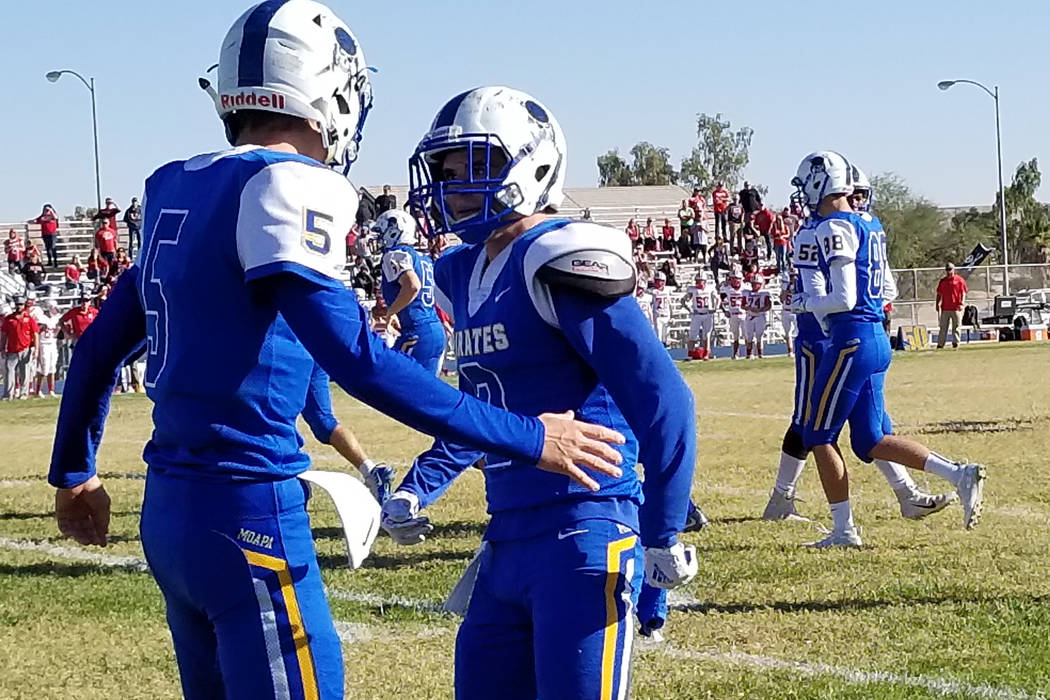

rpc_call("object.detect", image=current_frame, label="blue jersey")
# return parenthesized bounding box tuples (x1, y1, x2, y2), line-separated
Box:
(790, 219, 827, 342)
(380, 245, 440, 330)
(813, 211, 888, 326)
(433, 218, 695, 547)
(136, 146, 358, 481)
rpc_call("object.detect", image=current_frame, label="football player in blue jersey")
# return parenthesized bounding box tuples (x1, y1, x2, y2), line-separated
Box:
(392, 85, 699, 699)
(374, 208, 446, 375)
(788, 151, 986, 547)
(762, 165, 954, 523)
(46, 5, 626, 699)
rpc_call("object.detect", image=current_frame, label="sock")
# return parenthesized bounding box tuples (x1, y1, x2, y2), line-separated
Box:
(775, 452, 806, 495)
(924, 452, 962, 486)
(358, 458, 377, 476)
(830, 500, 855, 534)
(874, 459, 915, 492)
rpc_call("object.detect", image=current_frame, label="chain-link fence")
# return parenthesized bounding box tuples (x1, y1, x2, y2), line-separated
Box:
(888, 264, 1050, 329)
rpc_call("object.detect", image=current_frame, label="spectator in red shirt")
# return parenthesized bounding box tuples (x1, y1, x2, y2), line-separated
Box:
(60, 295, 99, 370)
(95, 220, 119, 266)
(65, 254, 85, 291)
(86, 249, 109, 283)
(752, 205, 775, 257)
(625, 218, 640, 248)
(660, 218, 676, 251)
(111, 247, 133, 276)
(30, 204, 60, 268)
(5, 229, 24, 274)
(770, 214, 791, 273)
(935, 263, 968, 349)
(711, 183, 730, 239)
(1, 296, 40, 400)
(688, 188, 706, 220)
(93, 197, 121, 231)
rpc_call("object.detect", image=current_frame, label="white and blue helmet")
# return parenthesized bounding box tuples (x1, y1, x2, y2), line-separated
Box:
(373, 209, 418, 251)
(215, 0, 373, 172)
(791, 151, 854, 212)
(850, 165, 873, 211)
(408, 86, 566, 245)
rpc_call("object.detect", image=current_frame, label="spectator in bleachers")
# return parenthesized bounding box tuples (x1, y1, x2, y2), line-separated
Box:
(21, 251, 49, 295)
(351, 255, 376, 298)
(726, 197, 745, 250)
(64, 255, 85, 291)
(688, 187, 706, 220)
(94, 283, 112, 309)
(660, 218, 676, 252)
(642, 217, 657, 252)
(376, 185, 397, 215)
(93, 197, 121, 230)
(711, 183, 730, 239)
(124, 197, 143, 258)
(690, 218, 708, 263)
(356, 186, 377, 229)
(30, 204, 60, 268)
(581, 208, 592, 220)
(677, 200, 694, 236)
(625, 218, 640, 248)
(60, 295, 98, 348)
(771, 213, 791, 273)
(86, 249, 108, 285)
(753, 204, 775, 257)
(709, 237, 731, 284)
(741, 233, 760, 270)
(659, 259, 679, 288)
(94, 219, 118, 267)
(743, 261, 763, 285)
(23, 235, 40, 263)
(781, 206, 799, 235)
(674, 230, 693, 263)
(5, 229, 24, 274)
(739, 181, 763, 218)
(1, 296, 39, 400)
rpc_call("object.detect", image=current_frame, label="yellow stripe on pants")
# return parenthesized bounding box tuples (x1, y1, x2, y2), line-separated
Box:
(800, 345, 817, 425)
(600, 535, 637, 700)
(814, 345, 858, 428)
(243, 549, 319, 700)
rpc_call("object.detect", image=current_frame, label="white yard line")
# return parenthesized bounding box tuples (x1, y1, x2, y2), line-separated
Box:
(0, 536, 1044, 699)
(0, 479, 33, 487)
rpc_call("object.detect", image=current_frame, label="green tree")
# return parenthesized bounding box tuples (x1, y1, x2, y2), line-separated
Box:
(597, 149, 634, 187)
(1000, 158, 1050, 263)
(629, 141, 677, 185)
(679, 113, 754, 192)
(871, 173, 957, 269)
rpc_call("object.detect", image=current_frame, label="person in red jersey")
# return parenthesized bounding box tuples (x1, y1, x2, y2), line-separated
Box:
(2, 296, 40, 400)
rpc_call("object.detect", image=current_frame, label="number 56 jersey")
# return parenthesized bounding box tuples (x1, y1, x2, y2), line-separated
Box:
(136, 146, 356, 480)
(434, 219, 642, 538)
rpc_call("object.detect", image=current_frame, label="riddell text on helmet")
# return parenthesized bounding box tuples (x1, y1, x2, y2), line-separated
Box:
(220, 91, 287, 110)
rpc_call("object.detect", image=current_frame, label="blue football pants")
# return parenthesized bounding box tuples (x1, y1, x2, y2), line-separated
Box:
(140, 470, 342, 700)
(455, 519, 642, 700)
(394, 321, 446, 375)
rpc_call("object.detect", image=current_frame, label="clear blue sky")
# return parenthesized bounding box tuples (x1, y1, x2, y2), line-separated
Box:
(2, 0, 1047, 221)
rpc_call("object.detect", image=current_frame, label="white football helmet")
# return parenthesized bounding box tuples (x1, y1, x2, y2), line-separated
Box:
(791, 151, 854, 211)
(215, 0, 373, 172)
(408, 86, 566, 244)
(850, 165, 873, 212)
(373, 209, 418, 251)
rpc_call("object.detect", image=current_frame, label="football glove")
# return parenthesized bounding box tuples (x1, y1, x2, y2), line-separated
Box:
(380, 491, 433, 545)
(787, 292, 811, 314)
(644, 542, 698, 589)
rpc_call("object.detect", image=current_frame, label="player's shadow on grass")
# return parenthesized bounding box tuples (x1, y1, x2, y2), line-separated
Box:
(0, 562, 129, 578)
(312, 520, 486, 542)
(0, 510, 140, 522)
(316, 549, 476, 570)
(672, 593, 1050, 615)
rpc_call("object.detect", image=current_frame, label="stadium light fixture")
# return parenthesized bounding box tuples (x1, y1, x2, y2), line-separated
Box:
(45, 69, 102, 211)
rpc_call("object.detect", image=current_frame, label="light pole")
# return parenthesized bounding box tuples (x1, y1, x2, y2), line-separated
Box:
(937, 79, 1009, 294)
(46, 69, 102, 211)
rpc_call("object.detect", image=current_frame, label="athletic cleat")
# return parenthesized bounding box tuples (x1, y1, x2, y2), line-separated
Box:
(956, 463, 986, 530)
(638, 622, 665, 643)
(682, 501, 710, 533)
(365, 463, 396, 506)
(804, 529, 863, 548)
(762, 488, 807, 521)
(897, 488, 956, 520)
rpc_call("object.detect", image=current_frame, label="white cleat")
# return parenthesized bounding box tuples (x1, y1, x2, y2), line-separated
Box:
(956, 463, 986, 530)
(897, 488, 957, 521)
(804, 529, 863, 549)
(762, 489, 808, 521)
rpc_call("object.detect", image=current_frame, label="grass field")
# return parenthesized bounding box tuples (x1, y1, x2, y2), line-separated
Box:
(2, 343, 1050, 699)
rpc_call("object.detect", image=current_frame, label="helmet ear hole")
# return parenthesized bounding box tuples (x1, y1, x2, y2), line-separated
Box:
(534, 165, 549, 182)
(334, 94, 351, 115)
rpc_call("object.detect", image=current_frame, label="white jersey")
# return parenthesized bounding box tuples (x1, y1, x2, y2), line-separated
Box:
(687, 285, 719, 314)
(37, 315, 60, 348)
(721, 284, 747, 317)
(652, 287, 673, 318)
(635, 292, 654, 324)
(744, 289, 770, 318)
(381, 249, 415, 283)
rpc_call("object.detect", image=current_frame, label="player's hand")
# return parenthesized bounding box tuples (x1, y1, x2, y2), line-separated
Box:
(55, 475, 111, 547)
(644, 542, 698, 589)
(537, 411, 625, 492)
(380, 491, 433, 545)
(788, 292, 810, 314)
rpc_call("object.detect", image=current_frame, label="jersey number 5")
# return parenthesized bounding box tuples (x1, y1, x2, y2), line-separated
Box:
(140, 209, 188, 388)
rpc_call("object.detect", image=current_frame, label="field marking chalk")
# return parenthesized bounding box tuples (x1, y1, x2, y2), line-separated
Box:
(0, 537, 149, 572)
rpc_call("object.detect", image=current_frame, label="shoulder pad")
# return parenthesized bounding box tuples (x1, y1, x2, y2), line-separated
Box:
(524, 222, 636, 298)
